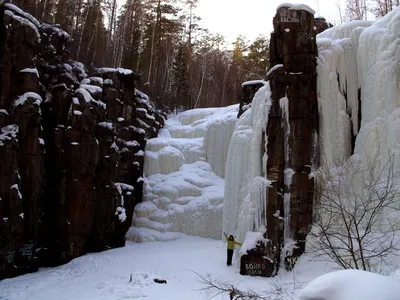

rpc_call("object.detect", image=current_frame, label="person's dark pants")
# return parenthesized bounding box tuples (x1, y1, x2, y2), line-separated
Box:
(227, 249, 234, 266)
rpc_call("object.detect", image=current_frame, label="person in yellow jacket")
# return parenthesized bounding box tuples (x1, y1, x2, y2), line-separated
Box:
(223, 232, 242, 266)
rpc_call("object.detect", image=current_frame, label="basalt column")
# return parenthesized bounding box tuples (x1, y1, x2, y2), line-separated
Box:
(266, 5, 318, 271)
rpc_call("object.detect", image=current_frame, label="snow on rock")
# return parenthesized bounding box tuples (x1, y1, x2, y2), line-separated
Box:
(89, 77, 103, 85)
(96, 67, 133, 75)
(223, 84, 272, 243)
(4, 8, 41, 43)
(127, 105, 239, 242)
(242, 80, 265, 87)
(19, 68, 39, 77)
(12, 92, 42, 107)
(239, 231, 269, 255)
(276, 3, 316, 14)
(0, 124, 19, 146)
(298, 269, 400, 300)
(75, 88, 106, 109)
(80, 84, 103, 94)
(10, 184, 22, 199)
(266, 64, 283, 76)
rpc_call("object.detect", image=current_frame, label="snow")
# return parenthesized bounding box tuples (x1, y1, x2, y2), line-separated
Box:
(239, 231, 269, 255)
(89, 77, 104, 85)
(135, 88, 149, 100)
(4, 8, 41, 43)
(12, 92, 42, 107)
(96, 67, 133, 75)
(241, 80, 266, 87)
(20, 68, 39, 77)
(266, 63, 283, 76)
(104, 79, 113, 85)
(80, 84, 103, 94)
(0, 237, 290, 300)
(0, 124, 19, 147)
(98, 122, 113, 130)
(75, 88, 106, 109)
(276, 3, 316, 15)
(73, 110, 82, 116)
(10, 184, 22, 199)
(298, 269, 400, 300)
(0, 109, 9, 115)
(3, 235, 398, 300)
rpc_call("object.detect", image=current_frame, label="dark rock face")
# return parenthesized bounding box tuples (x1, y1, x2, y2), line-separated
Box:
(265, 6, 319, 272)
(314, 17, 333, 34)
(237, 81, 265, 118)
(0, 3, 165, 279)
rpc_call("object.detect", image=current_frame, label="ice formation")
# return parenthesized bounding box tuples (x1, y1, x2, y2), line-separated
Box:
(223, 83, 271, 243)
(126, 105, 239, 242)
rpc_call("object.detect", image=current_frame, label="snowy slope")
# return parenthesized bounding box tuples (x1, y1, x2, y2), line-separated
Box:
(126, 105, 238, 242)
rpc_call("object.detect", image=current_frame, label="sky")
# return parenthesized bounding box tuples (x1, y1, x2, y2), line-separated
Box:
(194, 0, 345, 43)
(115, 0, 346, 44)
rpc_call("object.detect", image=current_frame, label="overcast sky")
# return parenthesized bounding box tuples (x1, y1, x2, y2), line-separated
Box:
(116, 0, 346, 44)
(195, 0, 345, 43)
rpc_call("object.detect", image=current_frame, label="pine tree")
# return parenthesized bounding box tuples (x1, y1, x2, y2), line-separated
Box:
(172, 42, 190, 109)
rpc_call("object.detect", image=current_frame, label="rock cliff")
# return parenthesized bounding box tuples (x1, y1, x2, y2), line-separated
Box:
(0, 2, 165, 279)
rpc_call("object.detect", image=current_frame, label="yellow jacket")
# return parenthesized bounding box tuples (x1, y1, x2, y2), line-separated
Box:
(224, 233, 242, 250)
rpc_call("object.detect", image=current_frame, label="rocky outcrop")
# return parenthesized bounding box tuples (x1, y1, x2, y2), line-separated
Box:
(265, 5, 319, 271)
(238, 80, 265, 118)
(0, 3, 165, 279)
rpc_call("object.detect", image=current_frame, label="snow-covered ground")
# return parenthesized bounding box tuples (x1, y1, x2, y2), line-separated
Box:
(0, 237, 296, 300)
(2, 236, 399, 300)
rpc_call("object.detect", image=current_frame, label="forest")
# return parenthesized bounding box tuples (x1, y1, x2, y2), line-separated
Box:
(9, 0, 269, 110)
(9, 0, 399, 111)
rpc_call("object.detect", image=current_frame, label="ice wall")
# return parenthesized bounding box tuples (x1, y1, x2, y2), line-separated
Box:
(223, 83, 272, 243)
(317, 8, 400, 173)
(127, 105, 238, 242)
(308, 7, 400, 273)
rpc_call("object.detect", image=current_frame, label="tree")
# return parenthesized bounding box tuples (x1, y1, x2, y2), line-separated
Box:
(196, 272, 294, 300)
(309, 152, 400, 272)
(172, 42, 190, 109)
(345, 0, 369, 20)
(247, 34, 269, 78)
(371, 0, 400, 17)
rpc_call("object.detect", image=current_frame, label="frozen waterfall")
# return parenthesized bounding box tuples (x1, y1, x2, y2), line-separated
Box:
(223, 83, 272, 243)
(126, 105, 238, 242)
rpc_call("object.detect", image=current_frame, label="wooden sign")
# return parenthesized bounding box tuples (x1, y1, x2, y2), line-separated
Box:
(240, 255, 274, 277)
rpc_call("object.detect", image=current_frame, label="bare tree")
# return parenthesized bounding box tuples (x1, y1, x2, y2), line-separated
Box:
(195, 272, 295, 300)
(309, 152, 400, 272)
(344, 0, 369, 20)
